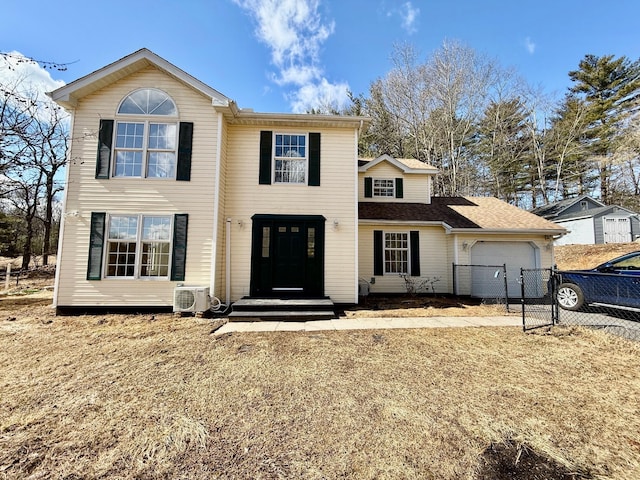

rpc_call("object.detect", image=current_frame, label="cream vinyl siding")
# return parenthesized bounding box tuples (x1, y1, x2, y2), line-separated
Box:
(358, 224, 450, 294)
(225, 126, 358, 303)
(56, 67, 219, 307)
(359, 162, 431, 204)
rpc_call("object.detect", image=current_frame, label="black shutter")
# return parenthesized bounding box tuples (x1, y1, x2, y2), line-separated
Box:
(373, 230, 383, 276)
(395, 178, 404, 198)
(308, 132, 321, 186)
(410, 230, 420, 277)
(176, 122, 193, 181)
(96, 120, 113, 179)
(364, 177, 373, 198)
(259, 131, 272, 185)
(87, 212, 106, 280)
(171, 214, 189, 281)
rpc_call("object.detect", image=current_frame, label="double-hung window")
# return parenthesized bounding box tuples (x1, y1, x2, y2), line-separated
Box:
(274, 133, 307, 183)
(373, 230, 419, 277)
(384, 232, 409, 274)
(364, 177, 403, 198)
(374, 179, 395, 197)
(106, 214, 172, 278)
(113, 89, 178, 179)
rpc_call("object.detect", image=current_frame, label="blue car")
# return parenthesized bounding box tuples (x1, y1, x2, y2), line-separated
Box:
(558, 251, 640, 311)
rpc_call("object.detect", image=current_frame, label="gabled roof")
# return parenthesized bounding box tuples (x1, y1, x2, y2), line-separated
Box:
(47, 48, 231, 109)
(359, 155, 438, 175)
(554, 204, 639, 222)
(451, 197, 566, 233)
(530, 195, 605, 219)
(360, 196, 566, 234)
(47, 49, 371, 130)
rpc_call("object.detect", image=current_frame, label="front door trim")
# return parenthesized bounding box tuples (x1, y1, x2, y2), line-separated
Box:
(250, 214, 325, 298)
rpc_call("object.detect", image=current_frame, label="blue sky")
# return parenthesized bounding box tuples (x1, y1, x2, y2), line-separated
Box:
(2, 0, 640, 113)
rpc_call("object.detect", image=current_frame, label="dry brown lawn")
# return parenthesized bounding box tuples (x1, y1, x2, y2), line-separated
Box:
(554, 242, 640, 270)
(1, 244, 640, 479)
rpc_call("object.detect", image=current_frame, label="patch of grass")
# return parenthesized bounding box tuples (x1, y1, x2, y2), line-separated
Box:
(555, 243, 640, 271)
(1, 299, 639, 479)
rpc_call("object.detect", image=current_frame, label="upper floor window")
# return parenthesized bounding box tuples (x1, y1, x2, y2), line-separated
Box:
(364, 177, 403, 199)
(374, 179, 395, 197)
(274, 134, 307, 183)
(113, 89, 178, 178)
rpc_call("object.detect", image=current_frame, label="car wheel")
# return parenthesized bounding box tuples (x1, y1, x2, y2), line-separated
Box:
(557, 283, 584, 311)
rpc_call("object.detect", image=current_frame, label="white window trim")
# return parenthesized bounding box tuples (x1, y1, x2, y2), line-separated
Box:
(272, 132, 309, 185)
(373, 178, 395, 197)
(103, 213, 174, 280)
(112, 119, 179, 179)
(383, 230, 411, 275)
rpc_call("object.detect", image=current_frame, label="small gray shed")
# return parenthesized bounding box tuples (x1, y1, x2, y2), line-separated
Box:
(531, 195, 640, 245)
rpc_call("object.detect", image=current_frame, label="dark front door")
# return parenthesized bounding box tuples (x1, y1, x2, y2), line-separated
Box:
(250, 215, 325, 297)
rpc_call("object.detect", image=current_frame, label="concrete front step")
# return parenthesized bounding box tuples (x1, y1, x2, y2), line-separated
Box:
(228, 310, 337, 322)
(231, 298, 334, 311)
(229, 297, 336, 321)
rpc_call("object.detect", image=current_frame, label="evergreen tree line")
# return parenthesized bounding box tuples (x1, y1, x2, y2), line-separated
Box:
(345, 41, 640, 210)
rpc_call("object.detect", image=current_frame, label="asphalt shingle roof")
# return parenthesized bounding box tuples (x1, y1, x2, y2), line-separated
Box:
(359, 197, 565, 232)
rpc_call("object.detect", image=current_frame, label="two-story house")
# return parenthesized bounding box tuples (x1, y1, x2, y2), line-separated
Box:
(48, 49, 564, 315)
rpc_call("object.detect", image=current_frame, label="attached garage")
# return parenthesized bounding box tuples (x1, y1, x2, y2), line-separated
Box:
(470, 241, 539, 298)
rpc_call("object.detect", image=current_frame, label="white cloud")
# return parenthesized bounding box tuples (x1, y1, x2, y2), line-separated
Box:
(0, 51, 65, 98)
(525, 37, 536, 54)
(400, 2, 420, 34)
(0, 51, 66, 121)
(233, 0, 350, 113)
(288, 77, 350, 114)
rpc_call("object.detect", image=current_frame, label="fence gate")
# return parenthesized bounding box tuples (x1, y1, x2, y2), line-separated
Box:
(521, 268, 557, 331)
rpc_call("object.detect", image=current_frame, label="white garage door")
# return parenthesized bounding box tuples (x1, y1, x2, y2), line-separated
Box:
(470, 241, 537, 298)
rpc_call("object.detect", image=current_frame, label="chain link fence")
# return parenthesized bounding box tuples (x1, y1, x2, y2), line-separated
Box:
(520, 268, 557, 331)
(554, 270, 640, 341)
(452, 264, 510, 312)
(521, 267, 640, 341)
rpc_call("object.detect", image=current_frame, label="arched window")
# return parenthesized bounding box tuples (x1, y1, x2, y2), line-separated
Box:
(117, 88, 177, 116)
(113, 89, 179, 178)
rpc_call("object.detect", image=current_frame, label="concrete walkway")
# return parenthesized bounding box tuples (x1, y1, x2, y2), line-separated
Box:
(213, 315, 523, 335)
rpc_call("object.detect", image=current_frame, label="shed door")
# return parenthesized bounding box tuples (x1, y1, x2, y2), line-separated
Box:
(603, 217, 631, 243)
(470, 241, 537, 298)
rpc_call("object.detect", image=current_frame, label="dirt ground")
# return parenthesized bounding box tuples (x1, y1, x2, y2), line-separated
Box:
(554, 242, 640, 270)
(2, 304, 639, 479)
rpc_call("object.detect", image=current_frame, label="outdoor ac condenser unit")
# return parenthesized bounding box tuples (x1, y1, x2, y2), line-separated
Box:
(173, 286, 211, 313)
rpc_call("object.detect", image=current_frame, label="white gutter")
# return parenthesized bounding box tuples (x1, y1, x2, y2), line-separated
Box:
(358, 219, 453, 230)
(209, 113, 223, 299)
(353, 127, 360, 303)
(447, 228, 568, 235)
(226, 218, 231, 305)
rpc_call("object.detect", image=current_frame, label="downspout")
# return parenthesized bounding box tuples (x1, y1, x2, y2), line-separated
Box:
(354, 124, 361, 303)
(210, 112, 223, 298)
(452, 234, 459, 295)
(226, 217, 231, 305)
